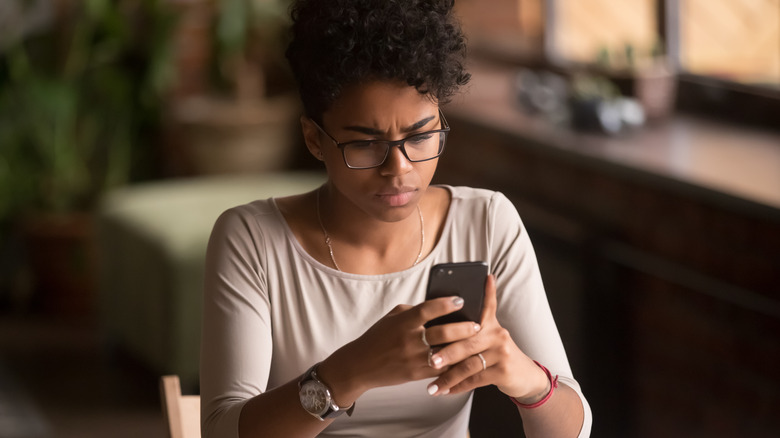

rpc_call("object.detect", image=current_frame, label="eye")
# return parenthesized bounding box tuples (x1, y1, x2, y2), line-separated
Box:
(408, 133, 434, 144)
(348, 140, 378, 149)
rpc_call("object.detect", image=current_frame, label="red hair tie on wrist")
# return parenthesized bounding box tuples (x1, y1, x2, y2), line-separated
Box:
(510, 360, 559, 409)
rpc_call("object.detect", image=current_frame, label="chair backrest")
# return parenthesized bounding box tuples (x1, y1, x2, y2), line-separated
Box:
(158, 374, 471, 438)
(160, 375, 201, 438)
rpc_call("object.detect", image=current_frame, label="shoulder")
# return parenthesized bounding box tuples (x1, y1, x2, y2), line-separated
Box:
(443, 186, 523, 243)
(446, 185, 495, 200)
(210, 199, 281, 242)
(444, 185, 515, 215)
(216, 198, 277, 224)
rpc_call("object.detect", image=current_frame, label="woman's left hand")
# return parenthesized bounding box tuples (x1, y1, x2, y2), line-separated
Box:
(423, 275, 549, 400)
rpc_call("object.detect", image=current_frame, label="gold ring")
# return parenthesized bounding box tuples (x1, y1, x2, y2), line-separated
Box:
(421, 329, 430, 347)
(478, 353, 486, 371)
(427, 349, 434, 367)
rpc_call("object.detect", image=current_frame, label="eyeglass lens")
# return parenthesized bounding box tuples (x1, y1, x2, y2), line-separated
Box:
(344, 131, 446, 168)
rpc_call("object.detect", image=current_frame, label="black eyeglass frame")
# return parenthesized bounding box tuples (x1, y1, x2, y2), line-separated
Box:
(310, 109, 450, 169)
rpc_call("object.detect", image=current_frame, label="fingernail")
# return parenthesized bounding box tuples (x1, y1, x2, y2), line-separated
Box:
(431, 355, 443, 367)
(427, 384, 438, 395)
(441, 388, 450, 395)
(473, 323, 481, 332)
(452, 297, 464, 308)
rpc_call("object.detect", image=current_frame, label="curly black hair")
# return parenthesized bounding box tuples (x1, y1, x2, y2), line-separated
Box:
(285, 0, 470, 122)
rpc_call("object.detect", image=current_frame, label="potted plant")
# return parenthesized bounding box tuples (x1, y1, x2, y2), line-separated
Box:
(593, 42, 677, 120)
(0, 0, 176, 317)
(167, 0, 301, 175)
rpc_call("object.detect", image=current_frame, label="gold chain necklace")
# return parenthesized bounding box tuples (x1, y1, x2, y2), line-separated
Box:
(316, 187, 425, 271)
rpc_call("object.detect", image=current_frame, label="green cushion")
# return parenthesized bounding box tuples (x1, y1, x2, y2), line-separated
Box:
(97, 172, 326, 385)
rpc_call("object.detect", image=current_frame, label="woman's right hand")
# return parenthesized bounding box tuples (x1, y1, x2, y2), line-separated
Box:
(316, 296, 482, 407)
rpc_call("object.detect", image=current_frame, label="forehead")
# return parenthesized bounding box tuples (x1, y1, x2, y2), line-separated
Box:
(323, 80, 438, 127)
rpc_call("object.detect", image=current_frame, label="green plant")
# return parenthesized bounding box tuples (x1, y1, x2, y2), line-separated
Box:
(570, 73, 621, 102)
(211, 0, 293, 99)
(0, 0, 176, 221)
(595, 40, 667, 72)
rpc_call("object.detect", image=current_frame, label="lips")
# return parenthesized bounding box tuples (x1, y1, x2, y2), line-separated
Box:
(376, 187, 417, 207)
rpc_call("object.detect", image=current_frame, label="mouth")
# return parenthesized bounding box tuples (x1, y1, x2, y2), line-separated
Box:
(376, 187, 418, 207)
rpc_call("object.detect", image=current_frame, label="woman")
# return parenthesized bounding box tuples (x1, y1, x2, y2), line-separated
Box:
(200, 0, 592, 437)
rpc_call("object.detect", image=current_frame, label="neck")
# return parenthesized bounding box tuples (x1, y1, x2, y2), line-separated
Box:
(316, 186, 425, 272)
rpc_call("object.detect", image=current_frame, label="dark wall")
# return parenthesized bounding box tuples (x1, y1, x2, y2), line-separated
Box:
(442, 113, 780, 438)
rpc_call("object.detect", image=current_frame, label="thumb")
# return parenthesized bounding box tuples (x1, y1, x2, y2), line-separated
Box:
(480, 274, 498, 324)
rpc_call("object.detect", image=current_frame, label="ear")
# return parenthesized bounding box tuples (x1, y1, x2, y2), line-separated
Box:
(300, 116, 325, 161)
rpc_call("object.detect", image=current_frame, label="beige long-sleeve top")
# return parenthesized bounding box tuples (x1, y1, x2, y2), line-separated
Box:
(200, 185, 592, 437)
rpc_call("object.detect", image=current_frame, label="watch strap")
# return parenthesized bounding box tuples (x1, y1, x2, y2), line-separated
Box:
(300, 363, 355, 420)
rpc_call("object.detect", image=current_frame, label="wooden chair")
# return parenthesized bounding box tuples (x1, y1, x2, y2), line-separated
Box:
(160, 375, 201, 438)
(158, 374, 473, 438)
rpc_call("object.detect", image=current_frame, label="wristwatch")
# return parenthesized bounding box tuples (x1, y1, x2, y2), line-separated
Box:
(298, 363, 355, 421)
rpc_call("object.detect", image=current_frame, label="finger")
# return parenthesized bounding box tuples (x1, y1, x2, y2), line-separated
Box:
(408, 296, 465, 328)
(388, 303, 413, 316)
(447, 352, 491, 395)
(420, 327, 431, 347)
(479, 274, 498, 325)
(428, 331, 486, 370)
(448, 368, 491, 395)
(424, 320, 482, 347)
(427, 353, 490, 396)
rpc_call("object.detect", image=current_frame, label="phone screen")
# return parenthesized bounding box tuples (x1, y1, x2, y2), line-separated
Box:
(424, 261, 488, 328)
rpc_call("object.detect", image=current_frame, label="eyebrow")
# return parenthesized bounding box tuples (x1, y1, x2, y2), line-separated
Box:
(343, 114, 437, 136)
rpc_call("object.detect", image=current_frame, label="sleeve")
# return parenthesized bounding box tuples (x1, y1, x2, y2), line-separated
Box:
(486, 192, 593, 437)
(200, 206, 273, 438)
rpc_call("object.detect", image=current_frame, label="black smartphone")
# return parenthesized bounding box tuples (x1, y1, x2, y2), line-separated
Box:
(424, 261, 488, 328)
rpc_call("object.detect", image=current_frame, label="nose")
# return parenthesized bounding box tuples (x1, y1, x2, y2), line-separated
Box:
(379, 144, 413, 176)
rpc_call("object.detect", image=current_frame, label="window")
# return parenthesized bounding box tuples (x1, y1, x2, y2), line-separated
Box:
(548, 0, 660, 70)
(677, 0, 780, 87)
(545, 0, 780, 88)
(456, 0, 780, 127)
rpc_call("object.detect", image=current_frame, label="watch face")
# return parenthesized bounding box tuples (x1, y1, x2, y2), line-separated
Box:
(299, 380, 330, 416)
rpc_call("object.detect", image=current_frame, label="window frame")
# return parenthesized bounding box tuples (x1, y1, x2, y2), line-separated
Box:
(540, 0, 780, 130)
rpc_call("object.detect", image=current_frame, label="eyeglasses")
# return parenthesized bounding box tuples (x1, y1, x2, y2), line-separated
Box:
(310, 109, 450, 169)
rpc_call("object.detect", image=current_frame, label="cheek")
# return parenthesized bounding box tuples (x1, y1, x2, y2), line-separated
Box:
(417, 159, 439, 185)
(328, 167, 372, 196)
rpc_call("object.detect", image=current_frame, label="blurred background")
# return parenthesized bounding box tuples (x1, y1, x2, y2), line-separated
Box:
(0, 1, 778, 437)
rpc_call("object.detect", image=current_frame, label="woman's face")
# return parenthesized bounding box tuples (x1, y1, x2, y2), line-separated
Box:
(307, 80, 442, 223)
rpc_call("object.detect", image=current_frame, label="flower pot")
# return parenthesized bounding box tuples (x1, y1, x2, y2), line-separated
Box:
(606, 66, 677, 120)
(169, 94, 301, 175)
(21, 212, 97, 320)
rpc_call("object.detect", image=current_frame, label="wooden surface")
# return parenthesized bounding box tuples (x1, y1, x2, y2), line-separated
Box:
(443, 62, 780, 437)
(447, 63, 780, 217)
